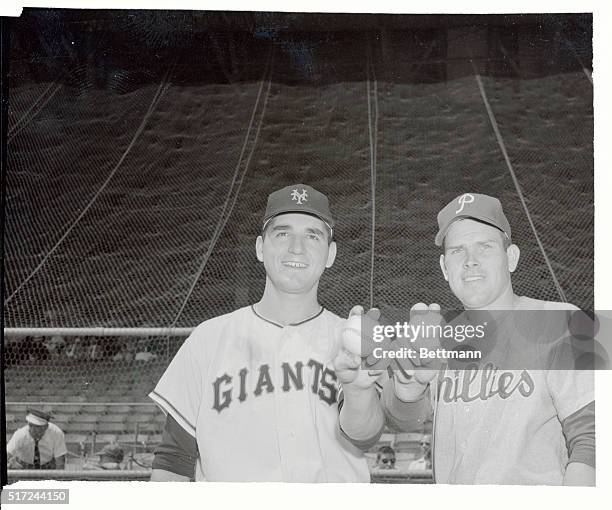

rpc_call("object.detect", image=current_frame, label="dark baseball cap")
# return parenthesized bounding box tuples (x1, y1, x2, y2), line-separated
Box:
(263, 184, 335, 233)
(435, 193, 511, 246)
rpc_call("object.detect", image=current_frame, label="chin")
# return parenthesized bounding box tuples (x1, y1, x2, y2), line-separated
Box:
(459, 293, 490, 309)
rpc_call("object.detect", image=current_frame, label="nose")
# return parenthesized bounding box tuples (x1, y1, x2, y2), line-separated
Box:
(288, 234, 305, 254)
(463, 247, 480, 269)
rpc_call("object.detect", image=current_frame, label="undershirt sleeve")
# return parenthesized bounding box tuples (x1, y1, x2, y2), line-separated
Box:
(382, 379, 433, 433)
(337, 380, 386, 451)
(152, 414, 198, 479)
(562, 401, 595, 468)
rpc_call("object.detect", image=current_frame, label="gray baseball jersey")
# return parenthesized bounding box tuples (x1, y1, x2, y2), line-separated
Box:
(432, 297, 594, 485)
(149, 305, 370, 482)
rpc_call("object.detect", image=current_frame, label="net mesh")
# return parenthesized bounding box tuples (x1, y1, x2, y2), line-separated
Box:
(4, 12, 593, 463)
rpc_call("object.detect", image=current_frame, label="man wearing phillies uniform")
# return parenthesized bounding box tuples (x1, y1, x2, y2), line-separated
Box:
(149, 185, 386, 482)
(384, 193, 595, 485)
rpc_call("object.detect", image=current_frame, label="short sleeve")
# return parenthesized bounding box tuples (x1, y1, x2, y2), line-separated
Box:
(149, 331, 204, 437)
(53, 428, 68, 457)
(546, 369, 594, 422)
(542, 303, 595, 421)
(7, 429, 20, 456)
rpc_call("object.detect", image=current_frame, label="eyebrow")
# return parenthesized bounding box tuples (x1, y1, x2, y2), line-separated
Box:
(271, 225, 325, 237)
(446, 239, 500, 250)
(271, 224, 291, 231)
(305, 227, 325, 237)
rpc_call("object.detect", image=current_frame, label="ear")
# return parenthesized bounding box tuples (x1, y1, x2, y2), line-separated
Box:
(256, 235, 264, 263)
(506, 244, 520, 273)
(439, 254, 449, 281)
(325, 241, 337, 268)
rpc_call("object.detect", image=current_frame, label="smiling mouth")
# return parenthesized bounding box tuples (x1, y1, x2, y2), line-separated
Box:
(283, 261, 308, 269)
(463, 275, 485, 282)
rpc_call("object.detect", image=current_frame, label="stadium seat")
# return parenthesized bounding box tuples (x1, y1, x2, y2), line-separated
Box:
(138, 406, 159, 414)
(65, 422, 97, 433)
(65, 433, 89, 445)
(55, 405, 83, 414)
(75, 413, 99, 423)
(126, 414, 153, 424)
(65, 395, 88, 402)
(84, 405, 109, 414)
(5, 404, 29, 413)
(95, 434, 120, 445)
(99, 414, 127, 423)
(51, 413, 74, 423)
(97, 422, 128, 433)
(109, 405, 135, 414)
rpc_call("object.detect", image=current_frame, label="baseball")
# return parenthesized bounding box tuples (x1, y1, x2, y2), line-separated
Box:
(342, 314, 363, 356)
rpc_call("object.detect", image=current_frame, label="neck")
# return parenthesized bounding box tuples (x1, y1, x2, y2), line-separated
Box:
(256, 279, 322, 326)
(470, 283, 519, 311)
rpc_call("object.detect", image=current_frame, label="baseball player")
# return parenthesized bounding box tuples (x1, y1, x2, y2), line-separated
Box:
(149, 184, 386, 482)
(384, 193, 595, 485)
(7, 409, 67, 470)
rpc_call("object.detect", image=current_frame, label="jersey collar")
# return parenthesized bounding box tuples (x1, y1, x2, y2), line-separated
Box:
(250, 305, 324, 328)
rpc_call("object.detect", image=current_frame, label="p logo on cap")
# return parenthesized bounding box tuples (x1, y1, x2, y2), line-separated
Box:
(435, 193, 512, 246)
(456, 193, 475, 214)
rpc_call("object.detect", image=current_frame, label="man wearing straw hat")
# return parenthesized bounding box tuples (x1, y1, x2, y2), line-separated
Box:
(7, 409, 67, 470)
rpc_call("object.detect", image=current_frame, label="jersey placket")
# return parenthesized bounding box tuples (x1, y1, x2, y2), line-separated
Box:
(273, 325, 299, 480)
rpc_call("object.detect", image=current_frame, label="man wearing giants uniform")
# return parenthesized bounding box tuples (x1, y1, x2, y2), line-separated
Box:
(148, 184, 387, 482)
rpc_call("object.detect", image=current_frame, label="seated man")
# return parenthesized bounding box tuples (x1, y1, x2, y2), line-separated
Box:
(408, 434, 432, 471)
(374, 445, 396, 470)
(83, 437, 125, 470)
(7, 409, 67, 470)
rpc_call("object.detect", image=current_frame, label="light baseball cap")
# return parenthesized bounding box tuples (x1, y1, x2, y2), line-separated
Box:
(435, 193, 512, 246)
(263, 184, 335, 234)
(26, 409, 51, 426)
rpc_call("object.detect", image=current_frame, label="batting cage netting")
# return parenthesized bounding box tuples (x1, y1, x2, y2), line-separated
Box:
(3, 10, 593, 479)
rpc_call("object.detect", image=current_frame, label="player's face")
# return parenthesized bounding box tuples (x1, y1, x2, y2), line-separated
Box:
(378, 453, 396, 469)
(28, 423, 48, 440)
(256, 213, 336, 294)
(440, 219, 520, 310)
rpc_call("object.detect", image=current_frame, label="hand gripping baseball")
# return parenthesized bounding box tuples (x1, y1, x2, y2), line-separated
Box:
(334, 305, 384, 387)
(392, 303, 444, 400)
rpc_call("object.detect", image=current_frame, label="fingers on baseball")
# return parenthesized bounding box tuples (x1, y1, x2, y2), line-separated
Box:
(365, 307, 381, 321)
(410, 302, 429, 318)
(348, 305, 365, 317)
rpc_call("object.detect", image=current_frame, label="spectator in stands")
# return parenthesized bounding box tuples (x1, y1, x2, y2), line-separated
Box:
(374, 445, 397, 470)
(135, 344, 158, 362)
(408, 434, 432, 471)
(45, 335, 66, 359)
(14, 335, 49, 362)
(7, 409, 67, 470)
(83, 437, 125, 470)
(65, 336, 82, 360)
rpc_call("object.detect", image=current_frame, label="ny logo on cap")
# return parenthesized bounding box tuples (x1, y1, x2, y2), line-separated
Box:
(456, 193, 475, 214)
(291, 188, 308, 205)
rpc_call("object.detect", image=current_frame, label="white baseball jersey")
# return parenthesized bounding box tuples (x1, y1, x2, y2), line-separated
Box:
(7, 423, 67, 466)
(150, 305, 370, 482)
(433, 297, 594, 485)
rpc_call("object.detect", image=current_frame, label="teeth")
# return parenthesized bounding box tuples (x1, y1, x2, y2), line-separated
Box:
(464, 276, 483, 282)
(284, 262, 307, 268)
